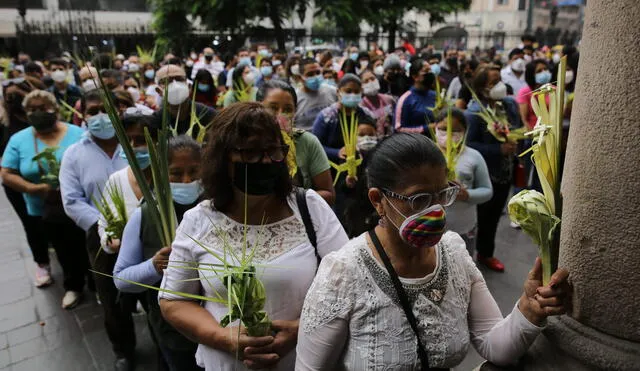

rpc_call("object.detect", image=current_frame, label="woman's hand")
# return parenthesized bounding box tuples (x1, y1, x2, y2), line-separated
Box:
(345, 175, 358, 188)
(30, 183, 51, 197)
(338, 147, 347, 160)
(452, 180, 469, 201)
(215, 326, 276, 368)
(518, 257, 571, 326)
(152, 246, 172, 274)
(107, 238, 121, 252)
(244, 320, 299, 369)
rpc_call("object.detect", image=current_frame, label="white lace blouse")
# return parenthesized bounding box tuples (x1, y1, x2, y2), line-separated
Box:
(159, 190, 348, 371)
(296, 232, 544, 370)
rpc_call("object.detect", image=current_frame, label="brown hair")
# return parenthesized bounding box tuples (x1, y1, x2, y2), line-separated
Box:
(471, 63, 501, 101)
(201, 102, 292, 212)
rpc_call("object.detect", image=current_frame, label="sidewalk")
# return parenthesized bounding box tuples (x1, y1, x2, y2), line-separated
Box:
(0, 189, 536, 371)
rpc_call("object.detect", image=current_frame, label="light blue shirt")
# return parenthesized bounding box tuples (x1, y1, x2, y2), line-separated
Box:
(1, 124, 84, 216)
(59, 135, 128, 231)
(113, 208, 162, 293)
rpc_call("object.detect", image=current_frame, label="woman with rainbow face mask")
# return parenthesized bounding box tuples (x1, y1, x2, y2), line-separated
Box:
(297, 133, 571, 370)
(257, 80, 335, 206)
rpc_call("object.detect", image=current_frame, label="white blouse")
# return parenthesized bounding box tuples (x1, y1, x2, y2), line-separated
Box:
(159, 190, 349, 371)
(296, 232, 544, 370)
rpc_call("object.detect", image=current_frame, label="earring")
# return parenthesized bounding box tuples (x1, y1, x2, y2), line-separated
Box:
(378, 215, 387, 227)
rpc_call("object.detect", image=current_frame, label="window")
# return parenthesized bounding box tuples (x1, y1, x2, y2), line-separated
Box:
(519, 0, 527, 10)
(58, 0, 149, 11)
(0, 0, 44, 9)
(497, 0, 509, 5)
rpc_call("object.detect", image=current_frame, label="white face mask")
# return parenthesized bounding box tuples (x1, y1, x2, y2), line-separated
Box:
(167, 81, 190, 105)
(552, 53, 561, 64)
(524, 55, 533, 62)
(357, 136, 378, 151)
(374, 65, 384, 76)
(511, 58, 525, 72)
(82, 79, 99, 91)
(362, 79, 381, 96)
(243, 72, 256, 86)
(359, 60, 369, 70)
(489, 81, 507, 100)
(565, 70, 574, 84)
(51, 70, 67, 83)
(128, 63, 140, 72)
(435, 128, 464, 148)
(127, 86, 141, 102)
(290, 64, 300, 76)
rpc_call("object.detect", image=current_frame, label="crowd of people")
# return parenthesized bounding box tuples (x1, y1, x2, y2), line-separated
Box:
(0, 34, 575, 371)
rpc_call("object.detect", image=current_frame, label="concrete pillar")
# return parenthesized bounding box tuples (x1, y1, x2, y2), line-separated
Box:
(521, 0, 640, 369)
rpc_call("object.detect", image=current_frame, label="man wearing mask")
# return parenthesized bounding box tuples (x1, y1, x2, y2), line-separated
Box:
(225, 48, 259, 88)
(394, 59, 437, 134)
(46, 58, 82, 109)
(439, 48, 459, 87)
(501, 48, 527, 96)
(151, 65, 215, 139)
(191, 47, 224, 80)
(379, 54, 410, 98)
(356, 52, 370, 75)
(58, 89, 133, 371)
(294, 58, 337, 131)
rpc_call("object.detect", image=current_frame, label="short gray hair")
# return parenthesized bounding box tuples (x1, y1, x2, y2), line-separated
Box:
(22, 90, 58, 111)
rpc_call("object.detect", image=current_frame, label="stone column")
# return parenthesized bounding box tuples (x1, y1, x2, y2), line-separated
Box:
(522, 0, 640, 369)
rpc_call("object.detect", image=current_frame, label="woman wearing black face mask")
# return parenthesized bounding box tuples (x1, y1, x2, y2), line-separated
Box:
(158, 102, 348, 371)
(393, 58, 437, 135)
(1, 89, 89, 309)
(464, 65, 523, 273)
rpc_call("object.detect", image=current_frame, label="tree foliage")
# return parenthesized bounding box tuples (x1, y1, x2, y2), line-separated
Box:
(149, 0, 191, 56)
(148, 0, 471, 52)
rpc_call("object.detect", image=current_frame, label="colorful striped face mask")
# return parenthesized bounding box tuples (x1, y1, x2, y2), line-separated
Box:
(385, 196, 447, 248)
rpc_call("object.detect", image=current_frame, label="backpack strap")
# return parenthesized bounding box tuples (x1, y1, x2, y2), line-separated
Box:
(295, 187, 320, 265)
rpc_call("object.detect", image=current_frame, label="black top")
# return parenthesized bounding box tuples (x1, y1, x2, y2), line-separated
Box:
(151, 102, 216, 139)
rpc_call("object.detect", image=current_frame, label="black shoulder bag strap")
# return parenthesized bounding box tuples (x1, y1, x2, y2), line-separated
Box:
(296, 187, 320, 265)
(368, 229, 446, 371)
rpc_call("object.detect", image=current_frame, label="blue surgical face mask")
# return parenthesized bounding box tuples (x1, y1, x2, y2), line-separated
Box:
(323, 79, 337, 87)
(535, 70, 552, 85)
(258, 49, 271, 58)
(341, 93, 362, 108)
(144, 70, 155, 80)
(239, 57, 252, 66)
(87, 113, 115, 140)
(170, 180, 202, 205)
(350, 53, 359, 61)
(304, 75, 323, 91)
(120, 147, 151, 170)
(197, 84, 210, 93)
(430, 63, 441, 76)
(260, 66, 273, 77)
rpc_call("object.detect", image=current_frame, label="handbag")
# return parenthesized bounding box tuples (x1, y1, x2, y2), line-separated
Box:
(368, 229, 449, 371)
(33, 135, 72, 224)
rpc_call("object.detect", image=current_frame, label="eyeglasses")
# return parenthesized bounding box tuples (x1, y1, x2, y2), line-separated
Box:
(234, 145, 289, 164)
(382, 182, 460, 211)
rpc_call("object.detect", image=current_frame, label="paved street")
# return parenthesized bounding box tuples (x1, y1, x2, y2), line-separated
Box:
(0, 189, 537, 371)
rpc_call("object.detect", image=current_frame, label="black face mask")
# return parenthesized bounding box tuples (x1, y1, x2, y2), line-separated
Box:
(447, 57, 458, 68)
(233, 162, 287, 196)
(422, 72, 436, 89)
(28, 111, 57, 132)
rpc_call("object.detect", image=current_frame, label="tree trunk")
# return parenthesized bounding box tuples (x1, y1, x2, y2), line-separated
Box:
(268, 4, 286, 51)
(387, 20, 397, 52)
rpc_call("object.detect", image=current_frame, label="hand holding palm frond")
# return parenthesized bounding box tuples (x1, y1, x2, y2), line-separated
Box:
(465, 83, 527, 142)
(330, 108, 362, 185)
(32, 147, 61, 187)
(92, 182, 128, 243)
(509, 57, 567, 285)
